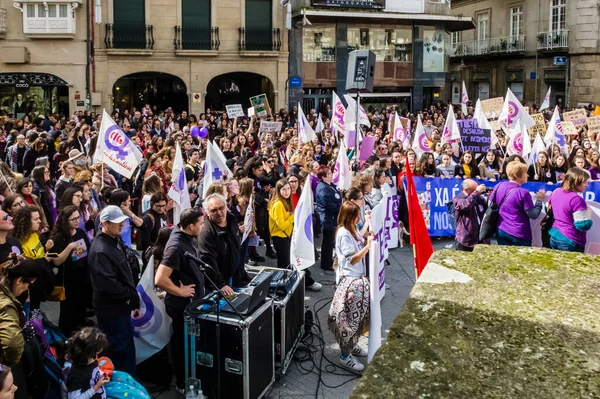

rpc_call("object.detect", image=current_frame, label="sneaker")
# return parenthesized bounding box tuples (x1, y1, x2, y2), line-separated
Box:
(307, 282, 322, 291)
(351, 345, 368, 357)
(248, 253, 265, 264)
(339, 355, 365, 372)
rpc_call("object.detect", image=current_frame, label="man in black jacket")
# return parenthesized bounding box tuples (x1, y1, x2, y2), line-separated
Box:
(198, 193, 241, 296)
(89, 205, 140, 379)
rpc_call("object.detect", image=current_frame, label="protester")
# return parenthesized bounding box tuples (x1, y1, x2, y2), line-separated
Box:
(316, 166, 342, 271)
(548, 168, 593, 252)
(31, 165, 57, 230)
(268, 179, 294, 269)
(0, 364, 19, 398)
(452, 179, 488, 251)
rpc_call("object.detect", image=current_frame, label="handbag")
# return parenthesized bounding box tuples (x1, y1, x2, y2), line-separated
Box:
(479, 184, 517, 241)
(48, 265, 65, 302)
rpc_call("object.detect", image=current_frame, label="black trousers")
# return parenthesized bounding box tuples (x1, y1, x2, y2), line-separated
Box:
(59, 266, 89, 337)
(166, 304, 185, 388)
(272, 236, 291, 269)
(321, 229, 336, 270)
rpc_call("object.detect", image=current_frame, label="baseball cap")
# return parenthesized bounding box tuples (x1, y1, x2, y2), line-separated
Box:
(100, 205, 128, 224)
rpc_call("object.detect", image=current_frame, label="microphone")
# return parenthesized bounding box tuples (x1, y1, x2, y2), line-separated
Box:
(184, 251, 215, 271)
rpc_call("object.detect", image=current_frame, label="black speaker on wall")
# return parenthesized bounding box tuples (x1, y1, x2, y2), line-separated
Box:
(345, 49, 376, 93)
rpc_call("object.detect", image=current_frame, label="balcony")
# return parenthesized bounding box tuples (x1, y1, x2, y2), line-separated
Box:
(537, 30, 568, 51)
(450, 35, 526, 57)
(174, 26, 219, 54)
(0, 8, 6, 38)
(238, 28, 281, 54)
(105, 24, 154, 53)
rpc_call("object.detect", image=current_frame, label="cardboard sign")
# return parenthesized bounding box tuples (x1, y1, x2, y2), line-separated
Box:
(249, 94, 272, 120)
(559, 121, 578, 135)
(259, 121, 282, 133)
(562, 109, 587, 128)
(587, 116, 600, 137)
(457, 120, 491, 153)
(490, 120, 502, 132)
(480, 97, 504, 120)
(248, 107, 255, 117)
(528, 113, 547, 137)
(225, 104, 244, 118)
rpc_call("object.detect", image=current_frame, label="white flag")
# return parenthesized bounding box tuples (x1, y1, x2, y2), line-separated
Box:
(241, 194, 254, 243)
(94, 109, 142, 179)
(168, 144, 192, 225)
(202, 139, 231, 198)
(331, 91, 346, 133)
(461, 81, 469, 116)
(315, 114, 325, 133)
(540, 86, 551, 111)
(211, 140, 232, 176)
(441, 107, 461, 145)
(507, 121, 531, 159)
(412, 114, 429, 157)
(290, 179, 315, 271)
(132, 256, 172, 364)
(393, 112, 410, 149)
(529, 133, 546, 166)
(332, 140, 352, 190)
(499, 88, 535, 130)
(344, 94, 371, 127)
(298, 102, 316, 143)
(473, 99, 492, 131)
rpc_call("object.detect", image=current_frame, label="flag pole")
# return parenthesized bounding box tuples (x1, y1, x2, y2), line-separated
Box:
(0, 170, 13, 194)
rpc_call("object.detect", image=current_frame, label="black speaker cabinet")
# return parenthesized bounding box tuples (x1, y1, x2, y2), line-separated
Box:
(346, 49, 376, 93)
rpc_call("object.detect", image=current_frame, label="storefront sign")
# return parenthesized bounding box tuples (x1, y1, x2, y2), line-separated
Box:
(563, 108, 587, 128)
(472, 72, 491, 82)
(505, 71, 523, 82)
(544, 70, 566, 82)
(480, 97, 504, 120)
(312, 0, 385, 9)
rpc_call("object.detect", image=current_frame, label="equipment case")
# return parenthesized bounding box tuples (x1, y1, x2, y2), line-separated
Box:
(184, 299, 275, 399)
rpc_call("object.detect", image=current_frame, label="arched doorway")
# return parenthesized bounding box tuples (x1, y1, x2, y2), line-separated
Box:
(113, 72, 188, 113)
(205, 72, 274, 112)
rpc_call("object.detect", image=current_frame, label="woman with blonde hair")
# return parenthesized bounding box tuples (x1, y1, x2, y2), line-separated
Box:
(91, 162, 117, 193)
(548, 167, 593, 252)
(490, 160, 546, 246)
(329, 201, 373, 372)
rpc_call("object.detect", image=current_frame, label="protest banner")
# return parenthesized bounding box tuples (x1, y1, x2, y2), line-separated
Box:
(411, 177, 600, 237)
(480, 97, 504, 120)
(225, 104, 244, 118)
(559, 120, 578, 135)
(359, 136, 376, 165)
(457, 120, 491, 153)
(260, 120, 282, 133)
(249, 94, 271, 120)
(562, 109, 587, 128)
(586, 116, 600, 137)
(528, 113, 547, 137)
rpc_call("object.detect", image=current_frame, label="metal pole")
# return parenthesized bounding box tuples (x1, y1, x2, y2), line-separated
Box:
(355, 91, 360, 165)
(535, 0, 540, 104)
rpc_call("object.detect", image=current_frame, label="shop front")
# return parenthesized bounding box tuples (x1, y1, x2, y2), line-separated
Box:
(543, 69, 566, 106)
(506, 70, 524, 101)
(471, 71, 491, 101)
(0, 73, 69, 119)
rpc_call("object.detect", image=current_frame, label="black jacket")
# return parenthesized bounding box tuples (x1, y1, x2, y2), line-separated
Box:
(197, 213, 241, 289)
(316, 181, 342, 231)
(88, 232, 139, 316)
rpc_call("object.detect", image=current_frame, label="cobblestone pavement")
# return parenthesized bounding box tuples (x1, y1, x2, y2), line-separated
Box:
(41, 238, 455, 399)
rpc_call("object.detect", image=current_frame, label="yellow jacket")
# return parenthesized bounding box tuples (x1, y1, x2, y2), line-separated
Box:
(269, 199, 294, 238)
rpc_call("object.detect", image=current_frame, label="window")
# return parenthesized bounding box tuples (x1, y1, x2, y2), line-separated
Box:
(510, 6, 523, 37)
(180, 0, 211, 50)
(113, 0, 146, 49)
(245, 0, 273, 51)
(26, 4, 35, 17)
(18, 1, 80, 35)
(303, 25, 336, 61)
(59, 5, 68, 18)
(48, 5, 57, 18)
(347, 27, 412, 62)
(477, 13, 489, 41)
(550, 0, 566, 31)
(37, 4, 46, 17)
(451, 31, 461, 45)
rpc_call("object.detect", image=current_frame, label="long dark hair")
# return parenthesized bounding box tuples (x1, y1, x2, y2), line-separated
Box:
(59, 187, 83, 212)
(66, 327, 108, 366)
(51, 205, 79, 241)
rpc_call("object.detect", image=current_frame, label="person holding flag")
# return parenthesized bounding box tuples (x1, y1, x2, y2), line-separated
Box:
(168, 144, 191, 225)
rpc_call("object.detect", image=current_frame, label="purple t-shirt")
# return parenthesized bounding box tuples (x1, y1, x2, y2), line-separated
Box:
(550, 188, 588, 247)
(492, 181, 535, 240)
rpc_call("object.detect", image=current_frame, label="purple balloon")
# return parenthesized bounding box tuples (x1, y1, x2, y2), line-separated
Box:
(199, 127, 209, 139)
(190, 125, 201, 137)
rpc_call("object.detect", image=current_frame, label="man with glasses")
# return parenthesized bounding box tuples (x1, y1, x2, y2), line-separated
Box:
(89, 205, 140, 379)
(197, 193, 241, 297)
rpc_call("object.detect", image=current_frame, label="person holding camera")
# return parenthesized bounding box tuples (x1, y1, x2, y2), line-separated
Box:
(452, 179, 488, 252)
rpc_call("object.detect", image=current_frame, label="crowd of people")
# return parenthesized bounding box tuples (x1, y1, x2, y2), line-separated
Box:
(0, 98, 596, 397)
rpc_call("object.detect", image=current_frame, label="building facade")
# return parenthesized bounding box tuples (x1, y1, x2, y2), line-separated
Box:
(288, 0, 475, 114)
(0, 0, 289, 117)
(449, 0, 600, 108)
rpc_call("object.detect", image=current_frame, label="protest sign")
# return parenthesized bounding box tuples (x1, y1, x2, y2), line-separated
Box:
(562, 109, 587, 128)
(587, 116, 600, 137)
(225, 104, 244, 118)
(560, 120, 578, 135)
(457, 120, 491, 153)
(359, 136, 376, 165)
(249, 94, 271, 120)
(528, 113, 547, 137)
(260, 120, 282, 133)
(480, 97, 504, 120)
(248, 107, 255, 117)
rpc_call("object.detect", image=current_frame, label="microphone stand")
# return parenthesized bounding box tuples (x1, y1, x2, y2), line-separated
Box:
(186, 256, 246, 399)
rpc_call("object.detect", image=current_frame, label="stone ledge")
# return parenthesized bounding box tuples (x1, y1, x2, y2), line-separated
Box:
(174, 50, 219, 57)
(106, 49, 154, 56)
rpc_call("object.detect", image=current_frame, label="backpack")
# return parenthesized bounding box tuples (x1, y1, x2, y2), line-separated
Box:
(447, 201, 457, 230)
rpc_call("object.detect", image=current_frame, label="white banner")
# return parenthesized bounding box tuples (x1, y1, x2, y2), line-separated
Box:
(94, 109, 142, 179)
(260, 121, 283, 133)
(202, 139, 231, 198)
(241, 194, 254, 244)
(368, 240, 382, 362)
(226, 104, 245, 118)
(290, 179, 315, 270)
(168, 144, 191, 225)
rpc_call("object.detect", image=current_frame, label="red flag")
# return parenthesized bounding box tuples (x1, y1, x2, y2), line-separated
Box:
(404, 157, 434, 277)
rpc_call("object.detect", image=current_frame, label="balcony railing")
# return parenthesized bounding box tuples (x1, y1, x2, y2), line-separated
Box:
(238, 28, 281, 51)
(450, 35, 526, 57)
(0, 8, 6, 37)
(105, 24, 154, 50)
(537, 30, 569, 50)
(174, 26, 219, 50)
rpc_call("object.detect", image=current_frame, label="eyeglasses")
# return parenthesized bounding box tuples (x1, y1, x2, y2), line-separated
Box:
(68, 216, 81, 222)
